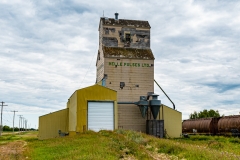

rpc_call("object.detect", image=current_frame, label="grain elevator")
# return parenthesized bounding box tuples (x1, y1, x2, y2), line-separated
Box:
(96, 13, 154, 132)
(38, 13, 182, 140)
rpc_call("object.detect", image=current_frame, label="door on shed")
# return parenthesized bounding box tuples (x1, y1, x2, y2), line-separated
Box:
(88, 101, 114, 132)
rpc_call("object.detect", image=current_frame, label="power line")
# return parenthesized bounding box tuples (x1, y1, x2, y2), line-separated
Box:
(3, 109, 13, 124)
(80, 43, 98, 87)
(4, 109, 13, 120)
(2, 117, 10, 122)
(0, 101, 8, 136)
(11, 110, 18, 133)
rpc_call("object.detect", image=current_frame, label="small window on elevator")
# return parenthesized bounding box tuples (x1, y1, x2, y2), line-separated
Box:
(125, 33, 131, 42)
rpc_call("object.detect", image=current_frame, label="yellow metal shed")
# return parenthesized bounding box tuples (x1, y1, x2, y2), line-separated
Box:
(157, 104, 182, 138)
(38, 108, 69, 140)
(67, 84, 117, 136)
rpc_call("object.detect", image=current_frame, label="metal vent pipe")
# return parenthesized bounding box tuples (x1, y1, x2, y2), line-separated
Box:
(115, 13, 119, 20)
(154, 79, 175, 110)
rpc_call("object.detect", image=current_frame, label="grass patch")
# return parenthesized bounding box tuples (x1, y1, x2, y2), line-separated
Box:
(207, 140, 223, 149)
(170, 135, 240, 159)
(157, 143, 183, 155)
(26, 130, 151, 160)
(2, 130, 240, 160)
(229, 137, 240, 144)
(0, 131, 38, 160)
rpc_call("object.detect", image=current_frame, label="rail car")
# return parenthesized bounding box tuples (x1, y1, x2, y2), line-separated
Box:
(182, 115, 240, 136)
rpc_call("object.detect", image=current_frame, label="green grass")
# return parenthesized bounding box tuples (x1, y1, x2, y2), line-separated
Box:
(26, 130, 151, 160)
(0, 131, 38, 160)
(1, 130, 240, 160)
(173, 135, 240, 156)
(0, 131, 38, 145)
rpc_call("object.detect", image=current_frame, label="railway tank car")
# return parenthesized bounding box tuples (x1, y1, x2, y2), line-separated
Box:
(182, 117, 219, 135)
(182, 115, 240, 136)
(218, 115, 240, 136)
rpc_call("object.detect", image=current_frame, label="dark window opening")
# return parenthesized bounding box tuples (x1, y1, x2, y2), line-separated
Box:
(98, 51, 100, 60)
(125, 33, 131, 42)
(120, 82, 125, 89)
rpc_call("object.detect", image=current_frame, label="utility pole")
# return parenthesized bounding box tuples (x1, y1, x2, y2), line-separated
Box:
(22, 117, 24, 132)
(18, 115, 22, 133)
(0, 101, 8, 136)
(11, 110, 18, 133)
(25, 119, 27, 131)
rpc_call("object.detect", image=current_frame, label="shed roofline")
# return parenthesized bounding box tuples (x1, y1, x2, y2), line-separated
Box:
(39, 108, 69, 117)
(68, 90, 77, 102)
(67, 84, 117, 104)
(75, 84, 117, 93)
(161, 104, 182, 113)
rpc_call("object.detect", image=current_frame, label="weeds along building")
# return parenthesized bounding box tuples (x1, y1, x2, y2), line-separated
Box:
(38, 13, 182, 140)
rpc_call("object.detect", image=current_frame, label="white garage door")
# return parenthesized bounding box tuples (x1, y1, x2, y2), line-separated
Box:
(88, 101, 114, 132)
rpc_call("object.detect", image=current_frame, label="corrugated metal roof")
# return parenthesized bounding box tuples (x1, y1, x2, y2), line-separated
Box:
(103, 46, 154, 59)
(101, 18, 151, 28)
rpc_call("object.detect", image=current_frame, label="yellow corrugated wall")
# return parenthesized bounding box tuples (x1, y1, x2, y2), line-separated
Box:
(38, 108, 69, 140)
(158, 104, 182, 138)
(67, 84, 117, 135)
(67, 91, 77, 133)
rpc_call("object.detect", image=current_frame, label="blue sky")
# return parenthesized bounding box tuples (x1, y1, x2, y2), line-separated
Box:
(0, 0, 239, 128)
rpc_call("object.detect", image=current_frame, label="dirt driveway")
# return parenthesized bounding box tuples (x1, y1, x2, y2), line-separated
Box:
(0, 141, 27, 160)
